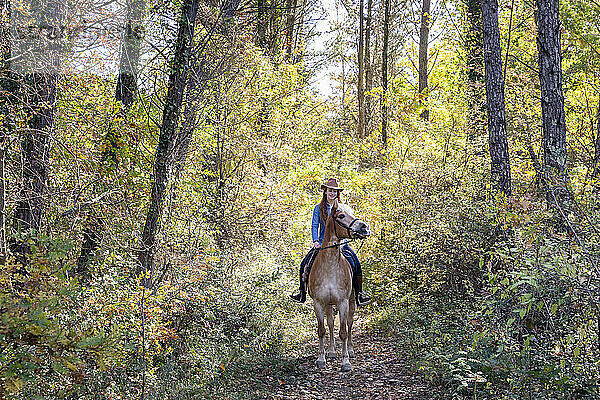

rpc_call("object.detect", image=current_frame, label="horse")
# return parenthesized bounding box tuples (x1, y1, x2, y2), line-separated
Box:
(307, 199, 371, 372)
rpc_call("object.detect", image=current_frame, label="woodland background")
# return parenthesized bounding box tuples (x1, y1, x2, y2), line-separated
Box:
(1, 0, 599, 398)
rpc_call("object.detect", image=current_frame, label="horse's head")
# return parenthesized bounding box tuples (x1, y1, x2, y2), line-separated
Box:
(331, 202, 371, 240)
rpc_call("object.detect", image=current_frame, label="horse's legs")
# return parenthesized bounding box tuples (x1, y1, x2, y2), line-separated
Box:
(338, 299, 352, 372)
(326, 304, 335, 359)
(347, 297, 355, 358)
(314, 302, 326, 368)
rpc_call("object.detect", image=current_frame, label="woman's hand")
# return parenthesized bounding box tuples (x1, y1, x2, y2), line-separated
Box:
(313, 241, 321, 249)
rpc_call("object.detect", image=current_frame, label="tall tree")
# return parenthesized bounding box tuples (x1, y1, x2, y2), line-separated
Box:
(593, 100, 600, 207)
(284, 0, 298, 60)
(291, 0, 307, 63)
(146, 0, 241, 288)
(594, 100, 600, 182)
(77, 0, 147, 276)
(591, 99, 600, 210)
(535, 0, 574, 220)
(11, 0, 60, 261)
(13, 78, 58, 234)
(357, 0, 365, 138)
(381, 0, 390, 147)
(138, 0, 202, 282)
(115, 0, 146, 112)
(418, 0, 431, 121)
(256, 0, 267, 49)
(364, 0, 373, 134)
(464, 0, 485, 142)
(267, 0, 283, 54)
(0, 0, 12, 263)
(481, 0, 511, 196)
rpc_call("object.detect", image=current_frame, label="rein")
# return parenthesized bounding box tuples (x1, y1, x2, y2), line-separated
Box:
(320, 215, 364, 250)
(319, 237, 359, 250)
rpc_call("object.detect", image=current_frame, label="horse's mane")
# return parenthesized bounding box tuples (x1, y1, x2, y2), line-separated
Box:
(322, 200, 340, 244)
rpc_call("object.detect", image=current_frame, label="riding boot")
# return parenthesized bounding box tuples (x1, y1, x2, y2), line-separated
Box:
(354, 274, 372, 307)
(290, 281, 307, 303)
(291, 259, 308, 303)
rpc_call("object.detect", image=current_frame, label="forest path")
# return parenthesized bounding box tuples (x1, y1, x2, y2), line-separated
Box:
(227, 317, 436, 400)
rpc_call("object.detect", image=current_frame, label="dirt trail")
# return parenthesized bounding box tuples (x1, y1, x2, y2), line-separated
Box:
(256, 319, 435, 400)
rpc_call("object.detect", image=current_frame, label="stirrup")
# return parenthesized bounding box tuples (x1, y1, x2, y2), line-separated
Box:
(290, 290, 306, 303)
(356, 292, 372, 307)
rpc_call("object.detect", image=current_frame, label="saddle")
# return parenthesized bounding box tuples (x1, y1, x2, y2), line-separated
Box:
(302, 247, 355, 283)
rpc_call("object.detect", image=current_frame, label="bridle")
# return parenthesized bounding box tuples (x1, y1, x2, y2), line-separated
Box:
(333, 212, 361, 240)
(313, 212, 364, 251)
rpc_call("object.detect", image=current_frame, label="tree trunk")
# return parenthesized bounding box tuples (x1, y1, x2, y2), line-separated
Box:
(535, 0, 574, 221)
(116, 0, 145, 109)
(75, 216, 102, 279)
(77, 0, 147, 277)
(364, 0, 373, 135)
(268, 0, 282, 56)
(418, 0, 431, 121)
(0, 135, 4, 263)
(0, 0, 11, 263)
(256, 0, 267, 49)
(284, 0, 297, 60)
(147, 0, 240, 289)
(13, 73, 57, 234)
(12, 0, 60, 255)
(381, 0, 390, 147)
(357, 0, 365, 138)
(138, 0, 201, 281)
(592, 100, 600, 181)
(482, 0, 511, 196)
(103, 0, 146, 167)
(592, 100, 600, 209)
(292, 0, 307, 63)
(465, 0, 485, 142)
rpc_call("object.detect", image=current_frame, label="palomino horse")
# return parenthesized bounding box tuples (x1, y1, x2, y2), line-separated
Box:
(307, 200, 371, 372)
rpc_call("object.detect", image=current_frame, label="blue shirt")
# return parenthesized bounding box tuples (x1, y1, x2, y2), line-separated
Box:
(311, 204, 331, 245)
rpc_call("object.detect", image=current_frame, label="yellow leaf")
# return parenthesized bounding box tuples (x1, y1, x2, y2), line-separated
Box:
(6, 377, 25, 393)
(66, 361, 78, 371)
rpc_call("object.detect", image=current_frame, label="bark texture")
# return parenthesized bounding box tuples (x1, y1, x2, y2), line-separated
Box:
(381, 0, 390, 147)
(284, 0, 298, 60)
(418, 0, 431, 121)
(256, 0, 267, 48)
(364, 0, 373, 133)
(75, 216, 103, 279)
(79, 0, 147, 276)
(357, 0, 365, 138)
(13, 72, 57, 234)
(11, 0, 60, 245)
(0, 0, 11, 262)
(138, 0, 201, 279)
(103, 0, 146, 167)
(115, 0, 145, 108)
(482, 0, 511, 196)
(465, 0, 485, 142)
(535, 0, 574, 218)
(593, 100, 600, 180)
(292, 0, 306, 63)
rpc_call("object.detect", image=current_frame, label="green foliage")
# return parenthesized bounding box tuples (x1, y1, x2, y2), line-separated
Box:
(4, 25, 321, 397)
(4, 0, 600, 397)
(471, 233, 600, 399)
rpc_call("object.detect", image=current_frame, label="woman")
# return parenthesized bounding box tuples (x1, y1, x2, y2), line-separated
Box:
(290, 178, 372, 306)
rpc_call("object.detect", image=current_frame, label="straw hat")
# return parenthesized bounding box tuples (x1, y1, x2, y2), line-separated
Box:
(321, 178, 344, 191)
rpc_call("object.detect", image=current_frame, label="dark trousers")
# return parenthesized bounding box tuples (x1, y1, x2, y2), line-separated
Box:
(299, 244, 362, 283)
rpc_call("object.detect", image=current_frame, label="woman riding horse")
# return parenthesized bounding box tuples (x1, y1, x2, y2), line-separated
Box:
(290, 178, 371, 307)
